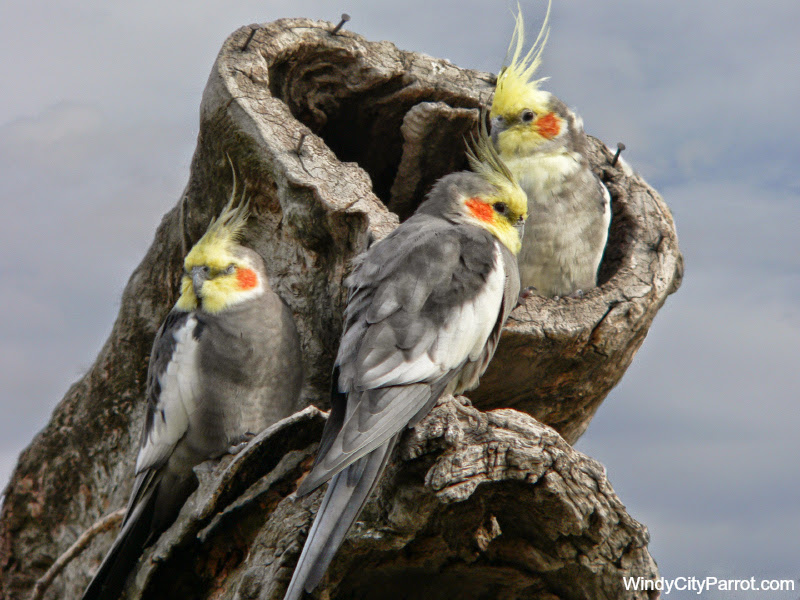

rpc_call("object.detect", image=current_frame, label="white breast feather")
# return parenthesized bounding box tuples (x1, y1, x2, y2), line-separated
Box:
(507, 152, 581, 200)
(432, 243, 505, 369)
(601, 181, 612, 225)
(135, 316, 201, 474)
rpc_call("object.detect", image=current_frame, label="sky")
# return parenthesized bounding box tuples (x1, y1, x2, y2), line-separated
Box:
(1, 1, 798, 598)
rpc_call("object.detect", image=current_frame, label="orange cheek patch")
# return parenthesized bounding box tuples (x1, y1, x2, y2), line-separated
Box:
(236, 268, 258, 290)
(535, 112, 561, 139)
(466, 197, 494, 223)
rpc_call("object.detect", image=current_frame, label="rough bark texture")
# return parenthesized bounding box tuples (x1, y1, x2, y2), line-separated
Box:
(0, 18, 679, 600)
(121, 398, 657, 600)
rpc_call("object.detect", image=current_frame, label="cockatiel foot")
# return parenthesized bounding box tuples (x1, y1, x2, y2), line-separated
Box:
(517, 286, 537, 305)
(553, 289, 584, 301)
(194, 461, 217, 475)
(228, 432, 256, 455)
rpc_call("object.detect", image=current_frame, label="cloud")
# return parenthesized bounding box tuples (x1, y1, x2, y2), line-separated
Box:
(0, 102, 191, 488)
(543, 1, 800, 185)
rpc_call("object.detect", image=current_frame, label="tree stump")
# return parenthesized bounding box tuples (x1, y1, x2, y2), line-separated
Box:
(0, 18, 678, 600)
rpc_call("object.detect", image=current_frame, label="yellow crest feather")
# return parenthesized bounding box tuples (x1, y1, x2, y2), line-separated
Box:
(466, 113, 528, 254)
(491, 1, 552, 119)
(466, 114, 525, 214)
(189, 157, 250, 259)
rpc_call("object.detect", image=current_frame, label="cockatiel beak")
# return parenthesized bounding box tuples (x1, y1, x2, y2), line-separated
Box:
(514, 216, 525, 239)
(191, 266, 210, 298)
(490, 116, 507, 145)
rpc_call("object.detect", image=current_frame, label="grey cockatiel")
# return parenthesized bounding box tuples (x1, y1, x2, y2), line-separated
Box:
(282, 131, 527, 600)
(81, 189, 304, 600)
(490, 4, 611, 297)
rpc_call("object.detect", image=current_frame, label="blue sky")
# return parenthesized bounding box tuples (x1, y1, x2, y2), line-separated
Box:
(1, 2, 798, 598)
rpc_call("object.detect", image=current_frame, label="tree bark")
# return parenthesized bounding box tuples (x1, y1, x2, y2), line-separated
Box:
(1, 18, 678, 600)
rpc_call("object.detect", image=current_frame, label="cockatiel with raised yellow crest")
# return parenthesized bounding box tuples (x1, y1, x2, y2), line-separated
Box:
(283, 122, 527, 600)
(81, 181, 304, 600)
(490, 3, 611, 298)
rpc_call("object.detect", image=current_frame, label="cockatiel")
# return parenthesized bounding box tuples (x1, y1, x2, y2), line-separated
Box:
(282, 126, 527, 600)
(81, 183, 304, 600)
(490, 3, 611, 298)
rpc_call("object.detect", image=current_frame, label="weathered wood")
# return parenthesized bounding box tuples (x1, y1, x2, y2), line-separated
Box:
(123, 399, 659, 600)
(0, 18, 677, 599)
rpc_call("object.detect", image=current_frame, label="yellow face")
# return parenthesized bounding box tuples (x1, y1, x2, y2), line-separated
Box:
(491, 91, 564, 158)
(462, 188, 528, 255)
(175, 244, 261, 314)
(175, 173, 258, 313)
(462, 112, 529, 254)
(490, 2, 560, 159)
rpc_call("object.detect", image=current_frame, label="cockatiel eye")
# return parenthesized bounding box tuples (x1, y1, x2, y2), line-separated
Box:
(225, 263, 236, 275)
(494, 202, 508, 215)
(521, 109, 536, 122)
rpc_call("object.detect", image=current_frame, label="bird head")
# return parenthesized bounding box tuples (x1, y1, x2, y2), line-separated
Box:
(443, 116, 528, 254)
(489, 3, 577, 157)
(175, 190, 266, 314)
(416, 110, 526, 253)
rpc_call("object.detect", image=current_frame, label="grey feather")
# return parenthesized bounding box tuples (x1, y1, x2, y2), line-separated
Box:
(516, 161, 610, 296)
(283, 436, 399, 600)
(494, 94, 611, 297)
(81, 250, 303, 600)
(80, 473, 159, 600)
(285, 171, 520, 599)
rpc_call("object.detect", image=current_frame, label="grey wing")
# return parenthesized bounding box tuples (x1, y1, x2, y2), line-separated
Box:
(298, 220, 506, 494)
(126, 309, 199, 514)
(80, 310, 200, 600)
(591, 175, 612, 278)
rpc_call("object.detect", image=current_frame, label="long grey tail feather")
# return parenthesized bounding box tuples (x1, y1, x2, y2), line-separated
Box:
(80, 484, 158, 600)
(283, 435, 400, 600)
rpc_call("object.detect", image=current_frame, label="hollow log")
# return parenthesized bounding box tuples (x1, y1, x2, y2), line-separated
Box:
(0, 18, 678, 600)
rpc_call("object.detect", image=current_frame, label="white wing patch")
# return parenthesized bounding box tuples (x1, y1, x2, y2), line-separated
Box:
(135, 316, 202, 474)
(600, 180, 612, 227)
(432, 243, 505, 365)
(358, 243, 505, 389)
